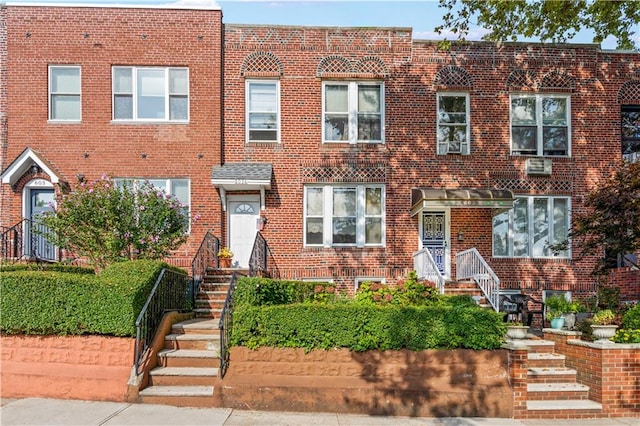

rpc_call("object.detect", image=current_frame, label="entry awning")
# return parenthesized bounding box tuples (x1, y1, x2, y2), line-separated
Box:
(211, 162, 272, 211)
(1, 147, 64, 187)
(411, 188, 515, 216)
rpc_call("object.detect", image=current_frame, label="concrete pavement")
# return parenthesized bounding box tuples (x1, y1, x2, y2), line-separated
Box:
(1, 398, 638, 426)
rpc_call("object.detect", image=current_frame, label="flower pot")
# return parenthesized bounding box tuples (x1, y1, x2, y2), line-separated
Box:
(562, 313, 576, 330)
(506, 325, 529, 340)
(591, 324, 618, 342)
(550, 317, 565, 330)
(219, 257, 232, 268)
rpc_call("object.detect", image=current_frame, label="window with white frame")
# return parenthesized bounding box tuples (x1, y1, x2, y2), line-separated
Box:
(304, 185, 385, 247)
(112, 67, 189, 122)
(622, 105, 640, 163)
(437, 93, 470, 154)
(510, 94, 570, 156)
(246, 80, 280, 142)
(114, 178, 191, 231)
(354, 277, 385, 292)
(49, 65, 81, 121)
(323, 82, 384, 143)
(493, 196, 570, 258)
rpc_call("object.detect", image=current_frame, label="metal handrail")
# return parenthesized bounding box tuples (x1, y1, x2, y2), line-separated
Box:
(218, 271, 237, 378)
(455, 247, 500, 311)
(134, 268, 190, 376)
(413, 248, 445, 294)
(248, 231, 267, 276)
(1, 218, 57, 263)
(190, 231, 220, 308)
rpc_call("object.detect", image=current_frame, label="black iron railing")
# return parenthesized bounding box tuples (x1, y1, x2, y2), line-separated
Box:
(218, 271, 237, 378)
(0, 219, 57, 263)
(134, 268, 190, 376)
(190, 231, 220, 308)
(248, 231, 267, 276)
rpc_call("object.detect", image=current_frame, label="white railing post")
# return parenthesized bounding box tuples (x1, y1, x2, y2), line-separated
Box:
(413, 248, 445, 294)
(455, 248, 500, 311)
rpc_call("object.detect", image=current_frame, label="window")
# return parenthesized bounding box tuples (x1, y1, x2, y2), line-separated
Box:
(510, 94, 570, 156)
(114, 178, 191, 231)
(49, 66, 81, 121)
(323, 82, 383, 143)
(246, 80, 280, 142)
(304, 185, 385, 247)
(437, 93, 470, 154)
(354, 277, 385, 292)
(493, 196, 570, 258)
(622, 105, 640, 163)
(112, 67, 188, 122)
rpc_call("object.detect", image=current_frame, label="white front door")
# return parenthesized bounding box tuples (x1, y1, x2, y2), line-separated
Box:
(228, 197, 260, 268)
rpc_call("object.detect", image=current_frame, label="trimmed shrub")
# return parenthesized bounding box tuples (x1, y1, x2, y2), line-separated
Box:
(234, 277, 337, 306)
(231, 303, 506, 351)
(621, 304, 640, 329)
(0, 260, 183, 336)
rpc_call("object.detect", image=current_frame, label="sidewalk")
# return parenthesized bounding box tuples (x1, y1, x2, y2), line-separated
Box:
(1, 398, 638, 426)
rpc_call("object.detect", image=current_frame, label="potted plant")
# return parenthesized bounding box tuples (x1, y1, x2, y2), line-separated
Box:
(544, 294, 570, 329)
(506, 321, 529, 340)
(590, 309, 618, 342)
(217, 246, 234, 268)
(562, 300, 581, 330)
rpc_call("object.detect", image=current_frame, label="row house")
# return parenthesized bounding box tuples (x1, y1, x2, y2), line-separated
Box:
(1, 3, 639, 306)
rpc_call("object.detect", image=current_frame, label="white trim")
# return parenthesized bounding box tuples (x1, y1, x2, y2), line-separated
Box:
(354, 277, 385, 292)
(436, 92, 470, 155)
(48, 65, 82, 122)
(245, 79, 281, 143)
(1, 148, 61, 185)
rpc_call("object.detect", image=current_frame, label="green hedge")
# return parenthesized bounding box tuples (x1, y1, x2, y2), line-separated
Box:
(231, 303, 506, 351)
(234, 277, 337, 306)
(0, 260, 182, 337)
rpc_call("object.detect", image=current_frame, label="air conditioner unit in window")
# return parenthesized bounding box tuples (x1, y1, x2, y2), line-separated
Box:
(525, 158, 552, 176)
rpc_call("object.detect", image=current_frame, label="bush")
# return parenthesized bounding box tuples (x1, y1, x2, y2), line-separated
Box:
(231, 303, 506, 352)
(612, 328, 640, 344)
(621, 304, 640, 329)
(0, 263, 95, 275)
(354, 272, 439, 306)
(0, 260, 181, 336)
(575, 318, 595, 341)
(234, 277, 337, 306)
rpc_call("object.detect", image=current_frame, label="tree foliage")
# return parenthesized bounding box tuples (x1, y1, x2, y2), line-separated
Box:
(559, 161, 640, 275)
(41, 176, 188, 271)
(437, 0, 640, 50)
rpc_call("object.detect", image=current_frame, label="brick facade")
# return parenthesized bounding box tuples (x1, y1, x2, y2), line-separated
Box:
(1, 4, 639, 299)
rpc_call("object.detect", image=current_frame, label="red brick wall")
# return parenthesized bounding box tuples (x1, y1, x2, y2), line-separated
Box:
(1, 335, 135, 401)
(2, 5, 224, 259)
(606, 267, 640, 302)
(544, 331, 640, 416)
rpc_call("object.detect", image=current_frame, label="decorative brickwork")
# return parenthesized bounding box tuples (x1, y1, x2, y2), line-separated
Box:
(301, 163, 387, 183)
(433, 65, 472, 88)
(539, 70, 575, 91)
(506, 69, 536, 90)
(618, 80, 640, 103)
(240, 51, 283, 76)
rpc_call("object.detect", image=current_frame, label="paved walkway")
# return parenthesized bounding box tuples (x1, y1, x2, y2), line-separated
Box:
(1, 398, 638, 426)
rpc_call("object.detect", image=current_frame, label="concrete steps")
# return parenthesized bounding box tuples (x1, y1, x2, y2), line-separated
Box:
(518, 338, 603, 418)
(138, 385, 215, 407)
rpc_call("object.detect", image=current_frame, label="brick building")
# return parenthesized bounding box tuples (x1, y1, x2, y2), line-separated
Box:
(1, 3, 639, 305)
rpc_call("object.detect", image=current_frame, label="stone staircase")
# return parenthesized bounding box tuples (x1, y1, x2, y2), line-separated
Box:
(515, 339, 603, 418)
(443, 280, 491, 308)
(138, 270, 240, 407)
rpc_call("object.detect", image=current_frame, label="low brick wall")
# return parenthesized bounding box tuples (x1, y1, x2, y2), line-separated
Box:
(543, 330, 640, 417)
(219, 347, 513, 418)
(1, 335, 135, 401)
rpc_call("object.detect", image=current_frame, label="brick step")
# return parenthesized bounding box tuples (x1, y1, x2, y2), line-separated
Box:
(195, 300, 225, 310)
(199, 283, 231, 292)
(148, 367, 219, 386)
(526, 382, 590, 400)
(158, 349, 221, 368)
(171, 318, 218, 335)
(519, 340, 556, 353)
(527, 352, 566, 368)
(527, 367, 577, 384)
(138, 386, 215, 407)
(165, 333, 220, 351)
(196, 290, 228, 300)
(194, 308, 223, 318)
(526, 399, 602, 418)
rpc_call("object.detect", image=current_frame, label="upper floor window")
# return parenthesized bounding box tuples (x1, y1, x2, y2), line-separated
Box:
(622, 105, 640, 163)
(493, 196, 570, 259)
(49, 65, 81, 121)
(304, 184, 385, 247)
(112, 67, 189, 122)
(323, 82, 384, 144)
(246, 80, 280, 142)
(510, 94, 570, 156)
(114, 178, 191, 232)
(437, 93, 470, 155)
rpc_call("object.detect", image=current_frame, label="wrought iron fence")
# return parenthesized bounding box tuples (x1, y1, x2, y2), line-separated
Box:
(248, 231, 267, 276)
(190, 231, 220, 307)
(0, 219, 57, 263)
(134, 268, 190, 376)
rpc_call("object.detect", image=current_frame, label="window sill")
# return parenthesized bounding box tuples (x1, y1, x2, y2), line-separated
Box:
(110, 120, 189, 125)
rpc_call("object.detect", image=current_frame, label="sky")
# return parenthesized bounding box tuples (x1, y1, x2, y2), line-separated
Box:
(8, 0, 624, 49)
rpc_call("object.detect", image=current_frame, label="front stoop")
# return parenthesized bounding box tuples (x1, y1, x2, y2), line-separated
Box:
(517, 339, 603, 419)
(139, 318, 221, 407)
